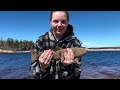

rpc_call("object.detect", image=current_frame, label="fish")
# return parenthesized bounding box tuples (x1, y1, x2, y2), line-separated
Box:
(53, 47, 88, 60)
(31, 47, 88, 61)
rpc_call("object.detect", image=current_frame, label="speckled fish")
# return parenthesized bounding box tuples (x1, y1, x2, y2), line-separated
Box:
(31, 47, 88, 61)
(53, 47, 88, 60)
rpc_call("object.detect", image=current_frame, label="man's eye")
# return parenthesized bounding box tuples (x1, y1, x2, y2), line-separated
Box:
(61, 20, 66, 24)
(53, 20, 58, 23)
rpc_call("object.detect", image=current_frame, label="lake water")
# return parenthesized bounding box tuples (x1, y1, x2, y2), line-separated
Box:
(0, 51, 120, 79)
(0, 53, 31, 79)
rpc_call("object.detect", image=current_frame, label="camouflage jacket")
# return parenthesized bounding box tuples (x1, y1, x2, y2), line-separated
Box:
(30, 24, 82, 79)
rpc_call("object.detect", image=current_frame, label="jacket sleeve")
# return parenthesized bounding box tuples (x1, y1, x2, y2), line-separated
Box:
(30, 36, 49, 79)
(59, 38, 82, 79)
(59, 57, 81, 79)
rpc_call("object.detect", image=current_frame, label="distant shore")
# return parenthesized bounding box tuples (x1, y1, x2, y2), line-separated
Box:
(88, 49, 120, 51)
(0, 49, 30, 53)
(1, 48, 120, 53)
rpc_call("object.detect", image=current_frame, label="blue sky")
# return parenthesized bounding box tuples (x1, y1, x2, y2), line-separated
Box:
(0, 11, 120, 48)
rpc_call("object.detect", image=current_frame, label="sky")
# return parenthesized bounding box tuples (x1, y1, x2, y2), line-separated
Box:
(0, 11, 120, 48)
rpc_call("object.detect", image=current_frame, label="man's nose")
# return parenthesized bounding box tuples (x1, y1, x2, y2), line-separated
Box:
(58, 22, 62, 26)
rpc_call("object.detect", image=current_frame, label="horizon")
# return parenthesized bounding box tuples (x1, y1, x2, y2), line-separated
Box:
(0, 11, 120, 48)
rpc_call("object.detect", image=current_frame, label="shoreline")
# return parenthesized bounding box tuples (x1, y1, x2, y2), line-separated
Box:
(1, 48, 120, 53)
(88, 49, 120, 51)
(0, 49, 30, 53)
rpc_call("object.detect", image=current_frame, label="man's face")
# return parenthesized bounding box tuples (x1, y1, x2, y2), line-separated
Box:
(50, 11, 68, 37)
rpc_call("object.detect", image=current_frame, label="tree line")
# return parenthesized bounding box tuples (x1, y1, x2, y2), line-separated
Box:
(0, 37, 34, 51)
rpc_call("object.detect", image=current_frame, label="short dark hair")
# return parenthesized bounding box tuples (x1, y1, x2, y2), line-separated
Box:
(50, 11, 69, 21)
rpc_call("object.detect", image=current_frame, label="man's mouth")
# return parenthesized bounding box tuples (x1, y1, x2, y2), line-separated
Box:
(58, 29, 62, 30)
(57, 29, 62, 32)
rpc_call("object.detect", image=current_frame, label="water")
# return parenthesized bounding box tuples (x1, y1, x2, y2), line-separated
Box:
(0, 51, 120, 79)
(81, 51, 120, 79)
(0, 53, 31, 79)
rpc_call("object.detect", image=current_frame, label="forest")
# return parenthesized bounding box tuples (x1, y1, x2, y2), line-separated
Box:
(0, 37, 34, 51)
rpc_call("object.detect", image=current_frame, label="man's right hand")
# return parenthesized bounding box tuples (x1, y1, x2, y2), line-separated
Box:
(38, 49, 53, 69)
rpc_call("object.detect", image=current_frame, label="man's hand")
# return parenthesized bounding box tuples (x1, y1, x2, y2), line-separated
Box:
(38, 49, 53, 69)
(61, 48, 75, 67)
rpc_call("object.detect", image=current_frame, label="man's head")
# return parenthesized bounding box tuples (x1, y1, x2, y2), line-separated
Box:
(50, 11, 69, 38)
